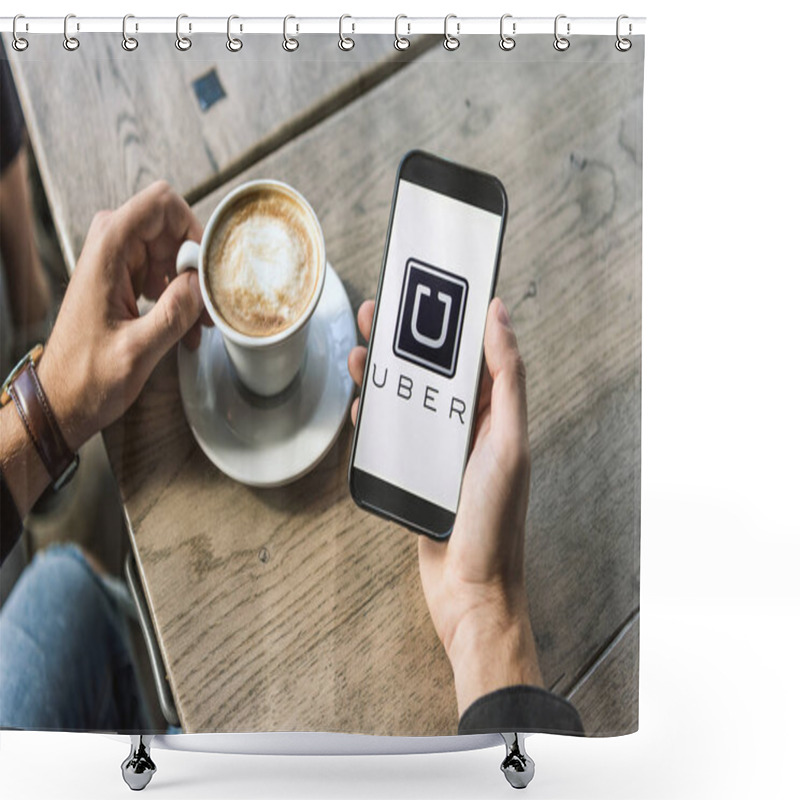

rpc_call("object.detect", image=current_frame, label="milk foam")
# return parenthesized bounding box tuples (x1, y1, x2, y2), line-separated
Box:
(207, 191, 319, 337)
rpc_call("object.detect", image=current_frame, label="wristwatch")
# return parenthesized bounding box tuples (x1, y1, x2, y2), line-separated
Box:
(1, 343, 79, 491)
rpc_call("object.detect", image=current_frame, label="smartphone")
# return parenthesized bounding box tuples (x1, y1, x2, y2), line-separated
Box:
(348, 150, 508, 539)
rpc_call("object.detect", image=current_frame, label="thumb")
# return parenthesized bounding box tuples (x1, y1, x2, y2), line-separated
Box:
(483, 298, 528, 450)
(131, 270, 205, 374)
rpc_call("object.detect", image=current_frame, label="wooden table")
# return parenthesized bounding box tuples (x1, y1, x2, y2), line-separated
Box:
(7, 33, 642, 735)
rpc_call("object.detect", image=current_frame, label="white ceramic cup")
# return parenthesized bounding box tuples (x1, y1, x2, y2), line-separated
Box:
(176, 180, 326, 396)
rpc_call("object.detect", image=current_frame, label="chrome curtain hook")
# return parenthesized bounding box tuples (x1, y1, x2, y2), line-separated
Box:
(282, 15, 299, 51)
(615, 14, 632, 51)
(63, 14, 80, 51)
(554, 14, 570, 51)
(443, 14, 460, 51)
(12, 14, 29, 52)
(394, 14, 410, 51)
(122, 14, 139, 51)
(227, 15, 243, 51)
(176, 14, 192, 51)
(339, 14, 355, 51)
(499, 14, 516, 51)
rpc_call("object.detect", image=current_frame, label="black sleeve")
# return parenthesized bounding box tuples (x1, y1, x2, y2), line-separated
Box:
(1, 39, 25, 174)
(458, 685, 584, 736)
(0, 469, 24, 566)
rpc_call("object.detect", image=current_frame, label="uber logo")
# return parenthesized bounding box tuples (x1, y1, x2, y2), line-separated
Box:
(393, 259, 468, 378)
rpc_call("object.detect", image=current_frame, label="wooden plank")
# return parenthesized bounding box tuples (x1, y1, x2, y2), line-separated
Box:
(105, 35, 643, 734)
(568, 615, 639, 736)
(531, 368, 640, 713)
(5, 33, 423, 271)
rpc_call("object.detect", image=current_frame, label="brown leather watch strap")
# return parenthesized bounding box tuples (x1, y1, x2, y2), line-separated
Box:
(7, 361, 78, 488)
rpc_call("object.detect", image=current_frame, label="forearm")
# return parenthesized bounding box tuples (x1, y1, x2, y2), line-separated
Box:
(447, 609, 543, 718)
(451, 617, 585, 735)
(0, 401, 52, 519)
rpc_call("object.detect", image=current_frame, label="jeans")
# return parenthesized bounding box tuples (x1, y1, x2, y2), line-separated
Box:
(0, 543, 156, 732)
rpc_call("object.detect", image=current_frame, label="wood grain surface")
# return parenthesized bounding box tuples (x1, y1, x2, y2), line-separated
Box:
(5, 33, 425, 271)
(13, 34, 643, 735)
(568, 614, 639, 735)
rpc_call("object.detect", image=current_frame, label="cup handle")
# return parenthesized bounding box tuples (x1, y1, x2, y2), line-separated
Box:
(176, 240, 200, 275)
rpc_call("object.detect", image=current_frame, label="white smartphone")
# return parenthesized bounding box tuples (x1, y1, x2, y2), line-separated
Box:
(348, 150, 508, 539)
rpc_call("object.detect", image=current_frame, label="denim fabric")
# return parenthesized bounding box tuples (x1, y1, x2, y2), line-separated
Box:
(0, 544, 155, 732)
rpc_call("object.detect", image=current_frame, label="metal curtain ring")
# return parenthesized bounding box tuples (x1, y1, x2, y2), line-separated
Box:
(12, 15, 29, 52)
(339, 15, 355, 51)
(443, 14, 460, 51)
(553, 14, 570, 51)
(615, 14, 632, 51)
(63, 14, 79, 51)
(176, 14, 192, 51)
(282, 15, 299, 51)
(227, 15, 243, 51)
(394, 15, 410, 51)
(499, 14, 516, 51)
(122, 14, 138, 51)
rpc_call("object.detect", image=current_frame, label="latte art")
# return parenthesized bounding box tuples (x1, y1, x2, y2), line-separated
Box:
(207, 190, 321, 337)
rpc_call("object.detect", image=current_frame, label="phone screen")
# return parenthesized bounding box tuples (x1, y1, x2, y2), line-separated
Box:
(352, 177, 504, 514)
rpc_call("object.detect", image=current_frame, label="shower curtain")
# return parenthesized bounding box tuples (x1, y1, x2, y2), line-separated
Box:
(0, 22, 643, 742)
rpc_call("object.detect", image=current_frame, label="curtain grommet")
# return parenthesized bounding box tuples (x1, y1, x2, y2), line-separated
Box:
(63, 14, 80, 51)
(176, 14, 192, 51)
(394, 15, 411, 51)
(226, 15, 243, 52)
(499, 14, 516, 51)
(282, 15, 299, 52)
(338, 14, 355, 51)
(12, 15, 29, 52)
(443, 14, 460, 51)
(554, 14, 570, 52)
(615, 15, 632, 51)
(122, 14, 139, 51)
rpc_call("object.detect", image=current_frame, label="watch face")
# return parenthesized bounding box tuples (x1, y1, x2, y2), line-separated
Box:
(1, 343, 44, 406)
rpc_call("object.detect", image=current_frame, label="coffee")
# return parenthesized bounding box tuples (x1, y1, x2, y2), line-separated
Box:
(206, 188, 321, 337)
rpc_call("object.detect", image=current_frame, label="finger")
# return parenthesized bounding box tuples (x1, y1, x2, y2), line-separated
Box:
(418, 535, 446, 574)
(142, 271, 169, 302)
(182, 317, 204, 351)
(129, 269, 205, 374)
(348, 346, 367, 387)
(350, 397, 359, 427)
(116, 180, 202, 248)
(357, 300, 375, 343)
(483, 298, 528, 450)
(111, 180, 202, 290)
(476, 360, 493, 418)
(146, 201, 203, 288)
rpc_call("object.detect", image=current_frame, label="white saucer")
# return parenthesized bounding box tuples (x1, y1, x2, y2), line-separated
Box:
(178, 263, 355, 487)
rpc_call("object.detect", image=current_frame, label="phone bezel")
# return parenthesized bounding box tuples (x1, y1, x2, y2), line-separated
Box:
(348, 150, 508, 540)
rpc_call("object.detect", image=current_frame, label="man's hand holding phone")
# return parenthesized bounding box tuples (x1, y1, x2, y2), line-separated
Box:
(348, 297, 543, 716)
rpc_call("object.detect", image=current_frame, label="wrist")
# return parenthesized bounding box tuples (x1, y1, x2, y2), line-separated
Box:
(0, 402, 52, 517)
(446, 605, 542, 718)
(36, 346, 90, 453)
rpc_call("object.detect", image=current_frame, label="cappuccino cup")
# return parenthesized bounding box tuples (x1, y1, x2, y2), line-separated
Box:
(177, 180, 326, 396)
